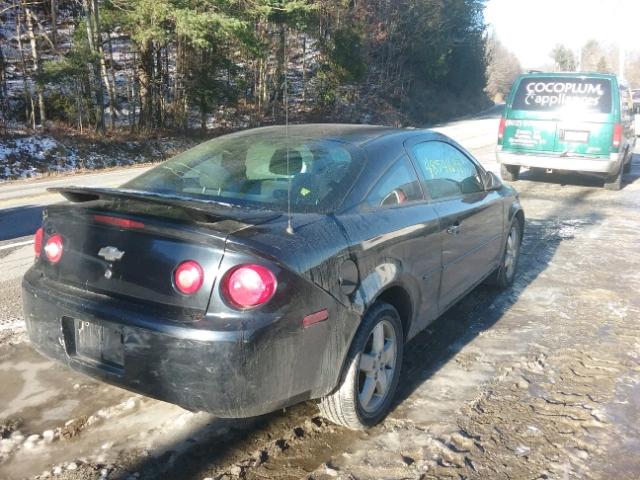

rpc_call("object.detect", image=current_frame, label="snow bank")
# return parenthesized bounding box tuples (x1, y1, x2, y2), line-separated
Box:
(0, 135, 196, 182)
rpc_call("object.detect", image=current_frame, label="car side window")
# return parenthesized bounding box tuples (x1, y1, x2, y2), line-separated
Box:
(365, 157, 422, 209)
(411, 141, 484, 200)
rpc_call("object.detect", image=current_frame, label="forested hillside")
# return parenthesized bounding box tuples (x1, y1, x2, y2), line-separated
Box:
(0, 0, 490, 134)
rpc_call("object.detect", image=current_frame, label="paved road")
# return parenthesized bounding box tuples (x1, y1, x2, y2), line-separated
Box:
(0, 166, 153, 243)
(0, 165, 154, 206)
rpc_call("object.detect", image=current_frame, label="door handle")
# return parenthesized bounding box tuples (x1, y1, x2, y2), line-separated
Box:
(446, 221, 461, 236)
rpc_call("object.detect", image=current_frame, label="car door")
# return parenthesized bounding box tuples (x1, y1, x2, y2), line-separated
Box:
(408, 140, 504, 312)
(338, 155, 442, 338)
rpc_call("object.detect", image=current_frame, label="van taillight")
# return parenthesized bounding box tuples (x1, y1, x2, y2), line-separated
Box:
(498, 117, 506, 144)
(612, 123, 622, 149)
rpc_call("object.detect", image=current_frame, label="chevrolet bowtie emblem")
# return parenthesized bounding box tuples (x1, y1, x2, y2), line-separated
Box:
(98, 246, 125, 262)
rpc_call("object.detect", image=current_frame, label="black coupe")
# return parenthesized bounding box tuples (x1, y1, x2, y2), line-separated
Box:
(23, 124, 524, 429)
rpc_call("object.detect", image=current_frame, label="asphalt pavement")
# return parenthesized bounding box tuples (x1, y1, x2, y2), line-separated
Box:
(0, 166, 153, 245)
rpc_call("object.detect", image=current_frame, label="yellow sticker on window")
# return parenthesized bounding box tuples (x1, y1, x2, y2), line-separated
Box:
(300, 187, 311, 197)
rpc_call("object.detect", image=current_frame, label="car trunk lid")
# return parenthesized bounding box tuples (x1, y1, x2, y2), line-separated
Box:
(39, 187, 280, 320)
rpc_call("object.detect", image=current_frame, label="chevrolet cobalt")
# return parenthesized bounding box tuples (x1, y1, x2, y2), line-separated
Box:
(23, 125, 524, 430)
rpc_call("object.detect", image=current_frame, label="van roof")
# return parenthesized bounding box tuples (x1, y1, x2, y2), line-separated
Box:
(519, 71, 617, 80)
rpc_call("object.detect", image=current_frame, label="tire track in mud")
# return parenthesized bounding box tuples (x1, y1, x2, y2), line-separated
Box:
(298, 186, 640, 479)
(9, 403, 362, 480)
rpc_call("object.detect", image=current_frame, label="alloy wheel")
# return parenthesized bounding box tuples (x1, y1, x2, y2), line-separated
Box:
(357, 319, 398, 414)
(504, 225, 519, 280)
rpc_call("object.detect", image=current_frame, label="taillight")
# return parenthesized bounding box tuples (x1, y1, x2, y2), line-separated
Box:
(498, 117, 506, 144)
(44, 234, 64, 264)
(34, 227, 43, 258)
(612, 123, 622, 150)
(94, 215, 144, 229)
(222, 264, 277, 309)
(173, 260, 204, 295)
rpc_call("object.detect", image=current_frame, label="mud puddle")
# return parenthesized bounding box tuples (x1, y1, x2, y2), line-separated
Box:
(0, 343, 131, 434)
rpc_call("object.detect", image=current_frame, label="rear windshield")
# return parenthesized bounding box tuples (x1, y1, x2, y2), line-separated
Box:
(511, 76, 612, 113)
(123, 129, 365, 214)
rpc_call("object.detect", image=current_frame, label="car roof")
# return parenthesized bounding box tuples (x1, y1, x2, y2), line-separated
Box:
(228, 123, 438, 147)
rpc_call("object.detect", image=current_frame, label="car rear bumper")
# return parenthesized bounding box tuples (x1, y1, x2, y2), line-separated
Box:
(497, 149, 621, 175)
(22, 270, 339, 418)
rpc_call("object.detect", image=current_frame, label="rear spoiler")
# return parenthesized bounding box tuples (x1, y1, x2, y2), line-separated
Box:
(48, 187, 281, 224)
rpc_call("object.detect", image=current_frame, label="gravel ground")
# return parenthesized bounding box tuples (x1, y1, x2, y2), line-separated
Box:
(0, 151, 638, 479)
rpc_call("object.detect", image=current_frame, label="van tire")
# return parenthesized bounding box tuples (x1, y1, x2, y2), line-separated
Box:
(604, 167, 623, 191)
(623, 155, 632, 173)
(501, 164, 520, 182)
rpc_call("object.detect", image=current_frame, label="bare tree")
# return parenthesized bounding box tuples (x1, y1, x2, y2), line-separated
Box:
(50, 0, 57, 47)
(485, 34, 521, 103)
(624, 50, 640, 88)
(0, 37, 7, 131)
(551, 44, 576, 71)
(82, 0, 106, 131)
(581, 40, 606, 72)
(25, 7, 46, 125)
(15, 1, 35, 129)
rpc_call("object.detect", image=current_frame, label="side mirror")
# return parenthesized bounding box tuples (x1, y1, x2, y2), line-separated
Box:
(485, 171, 503, 191)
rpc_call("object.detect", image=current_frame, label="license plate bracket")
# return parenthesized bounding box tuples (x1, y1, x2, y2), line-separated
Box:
(63, 317, 124, 370)
(562, 130, 589, 143)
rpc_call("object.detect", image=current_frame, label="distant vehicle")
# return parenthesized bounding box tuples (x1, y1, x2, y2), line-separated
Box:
(632, 89, 640, 137)
(23, 125, 524, 430)
(497, 72, 635, 190)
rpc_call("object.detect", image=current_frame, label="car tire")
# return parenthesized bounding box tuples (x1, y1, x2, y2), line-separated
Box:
(623, 155, 632, 174)
(604, 166, 623, 191)
(501, 164, 520, 181)
(318, 302, 403, 430)
(486, 219, 522, 289)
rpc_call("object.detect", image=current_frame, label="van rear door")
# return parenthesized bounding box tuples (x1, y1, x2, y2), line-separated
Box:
(504, 76, 615, 156)
(502, 77, 559, 152)
(550, 77, 614, 156)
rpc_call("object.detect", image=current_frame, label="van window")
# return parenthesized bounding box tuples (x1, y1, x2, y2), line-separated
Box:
(512, 76, 612, 113)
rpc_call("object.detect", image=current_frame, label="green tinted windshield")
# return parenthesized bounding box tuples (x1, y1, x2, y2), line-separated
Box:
(124, 128, 365, 214)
